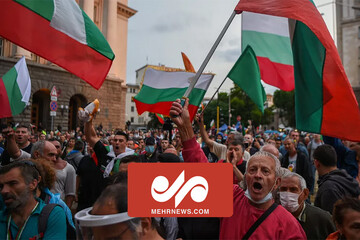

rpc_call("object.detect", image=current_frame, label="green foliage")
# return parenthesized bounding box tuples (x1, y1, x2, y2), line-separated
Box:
(203, 84, 274, 129)
(147, 113, 162, 129)
(273, 90, 295, 127)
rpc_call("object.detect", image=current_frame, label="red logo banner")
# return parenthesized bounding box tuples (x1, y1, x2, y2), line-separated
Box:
(128, 163, 233, 217)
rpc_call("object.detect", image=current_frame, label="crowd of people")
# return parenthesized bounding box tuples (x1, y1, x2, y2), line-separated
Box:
(0, 98, 359, 239)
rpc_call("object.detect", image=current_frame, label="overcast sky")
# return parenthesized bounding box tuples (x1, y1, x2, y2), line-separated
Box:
(126, 0, 335, 98)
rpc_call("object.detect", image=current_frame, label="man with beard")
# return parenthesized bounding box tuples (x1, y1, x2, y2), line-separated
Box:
(2, 133, 76, 210)
(170, 99, 306, 239)
(0, 161, 66, 239)
(1, 125, 32, 166)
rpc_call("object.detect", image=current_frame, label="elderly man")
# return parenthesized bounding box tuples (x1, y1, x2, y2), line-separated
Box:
(170, 99, 305, 239)
(279, 172, 336, 239)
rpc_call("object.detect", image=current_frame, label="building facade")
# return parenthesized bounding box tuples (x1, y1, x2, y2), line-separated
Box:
(336, 0, 360, 104)
(0, 0, 136, 131)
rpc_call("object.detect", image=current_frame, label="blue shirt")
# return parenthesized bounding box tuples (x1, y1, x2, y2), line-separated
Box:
(0, 199, 66, 239)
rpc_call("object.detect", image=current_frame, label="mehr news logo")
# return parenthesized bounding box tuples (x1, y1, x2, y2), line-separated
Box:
(128, 163, 233, 217)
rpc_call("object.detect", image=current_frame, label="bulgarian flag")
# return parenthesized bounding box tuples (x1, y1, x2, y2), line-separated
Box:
(235, 0, 360, 141)
(134, 67, 214, 121)
(242, 12, 294, 91)
(156, 113, 165, 124)
(0, 0, 114, 90)
(0, 57, 31, 118)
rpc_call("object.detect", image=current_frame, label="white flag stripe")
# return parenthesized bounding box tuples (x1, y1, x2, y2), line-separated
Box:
(242, 12, 290, 37)
(14, 57, 31, 103)
(143, 68, 214, 91)
(50, 0, 87, 45)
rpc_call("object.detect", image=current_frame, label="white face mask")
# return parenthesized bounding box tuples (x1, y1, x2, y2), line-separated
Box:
(279, 191, 302, 212)
(244, 180, 277, 205)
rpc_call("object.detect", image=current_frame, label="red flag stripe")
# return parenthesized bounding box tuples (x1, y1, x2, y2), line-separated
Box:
(0, 0, 112, 89)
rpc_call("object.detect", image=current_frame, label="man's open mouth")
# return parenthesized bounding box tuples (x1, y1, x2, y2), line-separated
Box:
(253, 182, 263, 191)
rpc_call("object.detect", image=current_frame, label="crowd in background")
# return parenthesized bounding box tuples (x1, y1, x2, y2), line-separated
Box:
(0, 105, 359, 239)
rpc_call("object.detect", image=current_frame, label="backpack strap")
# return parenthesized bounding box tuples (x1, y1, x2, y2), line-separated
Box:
(242, 202, 278, 240)
(37, 204, 58, 239)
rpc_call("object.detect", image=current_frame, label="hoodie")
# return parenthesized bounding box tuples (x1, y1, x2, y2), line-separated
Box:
(65, 150, 83, 171)
(315, 169, 360, 213)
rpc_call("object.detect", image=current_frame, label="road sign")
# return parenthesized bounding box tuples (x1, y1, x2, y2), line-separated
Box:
(51, 96, 57, 101)
(50, 101, 58, 111)
(50, 86, 58, 97)
(50, 111, 56, 117)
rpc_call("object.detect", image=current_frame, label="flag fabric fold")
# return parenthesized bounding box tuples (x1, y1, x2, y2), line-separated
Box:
(227, 45, 266, 113)
(133, 67, 214, 121)
(235, 0, 360, 141)
(242, 12, 294, 91)
(181, 52, 196, 73)
(0, 56, 31, 118)
(0, 0, 114, 89)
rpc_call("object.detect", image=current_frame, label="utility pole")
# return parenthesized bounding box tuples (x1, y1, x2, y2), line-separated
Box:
(228, 90, 231, 126)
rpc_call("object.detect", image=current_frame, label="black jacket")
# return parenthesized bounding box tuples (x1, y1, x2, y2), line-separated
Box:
(315, 169, 360, 213)
(282, 150, 314, 191)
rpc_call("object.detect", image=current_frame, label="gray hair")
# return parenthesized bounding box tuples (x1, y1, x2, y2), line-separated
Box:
(260, 144, 280, 158)
(282, 171, 307, 190)
(31, 140, 46, 158)
(246, 151, 281, 177)
(230, 131, 243, 141)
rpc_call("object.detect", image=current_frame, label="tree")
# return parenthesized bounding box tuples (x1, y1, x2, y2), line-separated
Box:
(147, 113, 163, 129)
(202, 84, 274, 130)
(273, 90, 295, 127)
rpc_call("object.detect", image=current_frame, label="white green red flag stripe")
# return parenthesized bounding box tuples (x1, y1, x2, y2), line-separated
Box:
(242, 11, 294, 91)
(0, 56, 31, 118)
(236, 0, 360, 141)
(134, 67, 214, 121)
(0, 0, 114, 90)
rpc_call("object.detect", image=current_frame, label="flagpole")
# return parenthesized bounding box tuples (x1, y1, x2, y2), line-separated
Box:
(182, 11, 236, 100)
(200, 75, 228, 115)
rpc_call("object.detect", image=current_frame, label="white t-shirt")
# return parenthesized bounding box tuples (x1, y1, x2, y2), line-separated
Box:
(212, 141, 250, 161)
(52, 162, 76, 200)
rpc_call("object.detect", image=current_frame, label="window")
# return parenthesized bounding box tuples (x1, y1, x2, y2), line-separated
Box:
(93, 0, 103, 30)
(131, 106, 134, 112)
(131, 117, 134, 123)
(139, 117, 144, 123)
(0, 38, 3, 56)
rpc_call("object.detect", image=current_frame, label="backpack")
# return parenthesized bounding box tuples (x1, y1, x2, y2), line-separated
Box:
(38, 204, 76, 239)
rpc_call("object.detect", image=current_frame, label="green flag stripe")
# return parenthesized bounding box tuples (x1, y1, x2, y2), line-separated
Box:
(2, 67, 26, 115)
(82, 11, 115, 60)
(293, 21, 324, 132)
(134, 85, 206, 106)
(242, 30, 293, 65)
(228, 45, 266, 113)
(15, 0, 54, 21)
